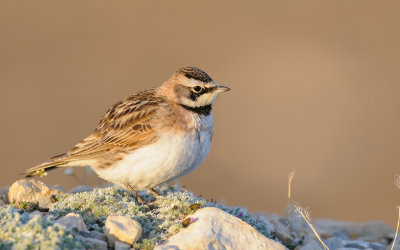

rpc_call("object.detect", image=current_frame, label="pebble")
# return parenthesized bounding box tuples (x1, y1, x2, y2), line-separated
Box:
(81, 237, 107, 250)
(55, 213, 87, 231)
(104, 215, 142, 247)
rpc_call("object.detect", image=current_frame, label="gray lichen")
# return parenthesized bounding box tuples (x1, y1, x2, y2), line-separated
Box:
(2, 185, 275, 249)
(0, 205, 88, 249)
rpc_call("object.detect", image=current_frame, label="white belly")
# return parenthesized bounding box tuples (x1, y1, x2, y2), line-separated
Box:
(95, 129, 212, 190)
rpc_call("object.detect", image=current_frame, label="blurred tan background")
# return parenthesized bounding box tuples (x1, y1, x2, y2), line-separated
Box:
(1, 1, 399, 226)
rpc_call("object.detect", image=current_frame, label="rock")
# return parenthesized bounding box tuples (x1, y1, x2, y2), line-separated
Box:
(70, 185, 93, 193)
(53, 185, 65, 192)
(325, 237, 344, 249)
(155, 207, 287, 250)
(79, 230, 107, 242)
(114, 240, 131, 250)
(104, 215, 142, 247)
(0, 199, 5, 206)
(0, 186, 9, 204)
(313, 219, 394, 241)
(55, 213, 87, 231)
(81, 237, 107, 250)
(356, 221, 394, 240)
(344, 240, 386, 250)
(8, 179, 63, 208)
(268, 215, 295, 246)
(297, 240, 324, 250)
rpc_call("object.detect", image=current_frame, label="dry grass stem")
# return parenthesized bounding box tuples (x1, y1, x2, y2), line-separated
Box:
(288, 170, 296, 200)
(391, 206, 400, 250)
(395, 175, 400, 190)
(293, 202, 329, 250)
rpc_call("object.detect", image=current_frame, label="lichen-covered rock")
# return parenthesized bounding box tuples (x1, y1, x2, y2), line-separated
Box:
(8, 179, 63, 208)
(155, 207, 288, 250)
(105, 215, 142, 247)
(55, 212, 88, 231)
(0, 205, 88, 249)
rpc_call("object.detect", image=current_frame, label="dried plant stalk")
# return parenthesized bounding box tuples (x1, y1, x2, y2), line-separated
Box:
(292, 202, 329, 250)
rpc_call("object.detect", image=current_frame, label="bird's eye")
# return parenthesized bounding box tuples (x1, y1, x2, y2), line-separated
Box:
(193, 86, 202, 92)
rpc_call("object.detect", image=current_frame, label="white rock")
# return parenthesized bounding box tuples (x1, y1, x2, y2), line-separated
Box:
(105, 215, 142, 247)
(70, 185, 93, 193)
(56, 213, 87, 231)
(82, 237, 107, 250)
(8, 179, 63, 208)
(114, 240, 131, 250)
(155, 207, 287, 250)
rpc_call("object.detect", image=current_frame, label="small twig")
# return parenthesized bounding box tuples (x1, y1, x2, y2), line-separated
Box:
(391, 206, 400, 250)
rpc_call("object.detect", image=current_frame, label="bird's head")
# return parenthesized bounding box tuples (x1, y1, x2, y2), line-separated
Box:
(159, 67, 230, 113)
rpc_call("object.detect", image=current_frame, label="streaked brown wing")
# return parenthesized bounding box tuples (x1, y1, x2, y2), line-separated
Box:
(66, 89, 162, 159)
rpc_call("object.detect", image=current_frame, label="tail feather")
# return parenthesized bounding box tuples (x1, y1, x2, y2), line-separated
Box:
(25, 160, 69, 177)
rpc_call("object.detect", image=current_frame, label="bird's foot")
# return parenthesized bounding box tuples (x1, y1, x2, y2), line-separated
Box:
(124, 184, 146, 205)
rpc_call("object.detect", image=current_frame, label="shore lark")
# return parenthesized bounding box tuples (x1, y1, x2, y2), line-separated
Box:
(26, 67, 230, 203)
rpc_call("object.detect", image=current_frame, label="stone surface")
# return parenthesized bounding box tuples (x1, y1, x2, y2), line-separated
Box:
(8, 179, 63, 208)
(268, 215, 295, 246)
(313, 219, 394, 240)
(297, 240, 324, 250)
(155, 207, 287, 250)
(53, 185, 65, 192)
(325, 237, 344, 249)
(114, 240, 131, 250)
(70, 185, 93, 193)
(104, 215, 142, 247)
(0, 186, 9, 204)
(344, 240, 386, 250)
(81, 237, 107, 250)
(55, 213, 88, 231)
(79, 230, 107, 242)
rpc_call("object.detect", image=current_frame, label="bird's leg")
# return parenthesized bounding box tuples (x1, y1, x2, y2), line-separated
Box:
(124, 184, 146, 204)
(149, 188, 160, 197)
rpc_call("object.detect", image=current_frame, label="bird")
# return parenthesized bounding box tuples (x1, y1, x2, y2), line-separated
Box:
(25, 67, 230, 203)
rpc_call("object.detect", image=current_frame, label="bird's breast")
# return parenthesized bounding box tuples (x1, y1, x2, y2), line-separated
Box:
(95, 118, 214, 190)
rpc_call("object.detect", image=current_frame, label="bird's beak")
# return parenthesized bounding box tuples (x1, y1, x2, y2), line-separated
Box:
(215, 85, 231, 93)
